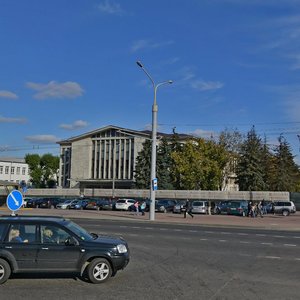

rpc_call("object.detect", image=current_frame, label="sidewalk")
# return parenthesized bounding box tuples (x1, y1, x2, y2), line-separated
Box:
(2, 207, 300, 231)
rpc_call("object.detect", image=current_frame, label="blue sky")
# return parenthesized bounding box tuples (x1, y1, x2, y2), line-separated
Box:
(1, 0, 300, 160)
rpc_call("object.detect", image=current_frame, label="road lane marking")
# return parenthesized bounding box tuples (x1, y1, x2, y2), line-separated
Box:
(237, 233, 248, 236)
(273, 235, 284, 238)
(293, 236, 300, 239)
(200, 238, 208, 241)
(145, 227, 154, 230)
(261, 243, 273, 245)
(256, 234, 266, 236)
(219, 240, 227, 242)
(295, 258, 300, 261)
(264, 256, 281, 259)
(174, 229, 183, 232)
(159, 228, 168, 231)
(189, 230, 198, 233)
(284, 244, 297, 247)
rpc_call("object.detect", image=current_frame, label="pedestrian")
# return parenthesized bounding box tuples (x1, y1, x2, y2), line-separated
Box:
(257, 201, 263, 218)
(140, 201, 146, 216)
(247, 201, 252, 217)
(261, 199, 267, 215)
(183, 200, 194, 218)
(134, 201, 140, 216)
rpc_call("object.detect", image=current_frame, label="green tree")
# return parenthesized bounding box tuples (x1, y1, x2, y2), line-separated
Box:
(25, 153, 59, 188)
(272, 135, 300, 191)
(157, 137, 175, 190)
(236, 127, 266, 191)
(134, 140, 152, 189)
(172, 138, 229, 190)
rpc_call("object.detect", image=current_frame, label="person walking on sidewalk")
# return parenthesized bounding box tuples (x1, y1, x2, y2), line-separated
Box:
(183, 199, 194, 218)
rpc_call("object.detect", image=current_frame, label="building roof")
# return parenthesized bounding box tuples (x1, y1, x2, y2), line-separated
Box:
(0, 157, 26, 163)
(57, 125, 151, 145)
(57, 125, 195, 145)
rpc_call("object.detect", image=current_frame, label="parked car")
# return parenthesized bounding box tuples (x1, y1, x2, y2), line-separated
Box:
(155, 199, 177, 213)
(115, 199, 136, 211)
(38, 198, 65, 209)
(214, 201, 231, 214)
(226, 200, 248, 216)
(0, 215, 130, 284)
(69, 199, 90, 210)
(85, 199, 114, 211)
(22, 197, 34, 208)
(173, 200, 187, 214)
(56, 199, 77, 209)
(25, 198, 43, 208)
(191, 201, 208, 214)
(273, 201, 296, 216)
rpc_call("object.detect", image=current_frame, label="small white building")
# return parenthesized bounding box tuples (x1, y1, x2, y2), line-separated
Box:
(0, 157, 30, 185)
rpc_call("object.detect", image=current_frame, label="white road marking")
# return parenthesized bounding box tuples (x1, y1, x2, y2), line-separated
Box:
(261, 243, 273, 246)
(159, 228, 168, 231)
(200, 238, 208, 241)
(189, 230, 198, 233)
(237, 233, 248, 235)
(293, 236, 300, 239)
(145, 227, 154, 230)
(284, 244, 297, 247)
(219, 240, 227, 242)
(174, 229, 183, 232)
(273, 235, 284, 238)
(256, 234, 266, 236)
(264, 256, 281, 259)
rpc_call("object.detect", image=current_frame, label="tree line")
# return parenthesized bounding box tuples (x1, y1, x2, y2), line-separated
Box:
(134, 127, 300, 192)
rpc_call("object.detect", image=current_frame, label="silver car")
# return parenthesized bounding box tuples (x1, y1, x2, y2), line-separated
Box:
(191, 201, 208, 214)
(273, 201, 296, 216)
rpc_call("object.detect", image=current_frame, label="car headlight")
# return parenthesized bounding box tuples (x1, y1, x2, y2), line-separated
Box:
(117, 244, 127, 253)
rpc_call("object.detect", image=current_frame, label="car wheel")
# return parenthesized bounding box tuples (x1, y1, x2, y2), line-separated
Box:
(282, 210, 290, 217)
(87, 258, 112, 284)
(0, 258, 11, 284)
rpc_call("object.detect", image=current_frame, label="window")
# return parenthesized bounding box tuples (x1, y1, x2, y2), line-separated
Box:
(5, 166, 9, 174)
(22, 167, 26, 175)
(8, 224, 37, 243)
(0, 166, 3, 174)
(41, 225, 72, 245)
(17, 167, 20, 175)
(11, 167, 15, 175)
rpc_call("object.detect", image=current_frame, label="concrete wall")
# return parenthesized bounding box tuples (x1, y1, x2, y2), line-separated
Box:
(2, 188, 289, 201)
(70, 138, 92, 187)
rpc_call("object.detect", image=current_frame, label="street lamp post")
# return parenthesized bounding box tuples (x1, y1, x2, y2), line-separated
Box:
(136, 61, 173, 221)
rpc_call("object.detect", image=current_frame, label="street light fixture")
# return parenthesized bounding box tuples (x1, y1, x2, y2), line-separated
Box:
(136, 60, 173, 221)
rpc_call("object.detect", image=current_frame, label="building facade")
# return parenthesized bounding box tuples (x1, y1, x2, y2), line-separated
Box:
(57, 125, 150, 189)
(0, 158, 30, 185)
(57, 125, 239, 191)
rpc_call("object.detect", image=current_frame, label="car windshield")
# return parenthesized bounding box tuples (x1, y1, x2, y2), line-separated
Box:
(65, 221, 94, 241)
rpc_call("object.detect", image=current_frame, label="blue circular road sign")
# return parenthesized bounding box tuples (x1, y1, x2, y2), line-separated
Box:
(6, 190, 23, 211)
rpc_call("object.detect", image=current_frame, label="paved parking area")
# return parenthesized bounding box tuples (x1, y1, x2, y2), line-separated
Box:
(1, 207, 299, 231)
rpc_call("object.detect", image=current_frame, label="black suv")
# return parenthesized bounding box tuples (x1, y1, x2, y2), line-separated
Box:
(0, 215, 130, 284)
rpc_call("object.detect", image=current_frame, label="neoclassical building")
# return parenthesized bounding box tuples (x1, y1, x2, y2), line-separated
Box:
(57, 125, 151, 189)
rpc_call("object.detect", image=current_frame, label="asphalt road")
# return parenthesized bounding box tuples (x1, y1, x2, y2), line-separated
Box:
(1, 219, 300, 300)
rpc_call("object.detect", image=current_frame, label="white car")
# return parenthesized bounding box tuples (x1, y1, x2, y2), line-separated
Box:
(56, 199, 76, 209)
(115, 199, 136, 211)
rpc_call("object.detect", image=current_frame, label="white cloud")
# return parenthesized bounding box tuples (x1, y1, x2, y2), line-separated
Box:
(190, 129, 215, 138)
(131, 39, 174, 53)
(0, 90, 18, 99)
(191, 80, 224, 91)
(26, 81, 84, 100)
(0, 116, 27, 123)
(25, 135, 59, 144)
(59, 120, 88, 130)
(97, 0, 125, 15)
